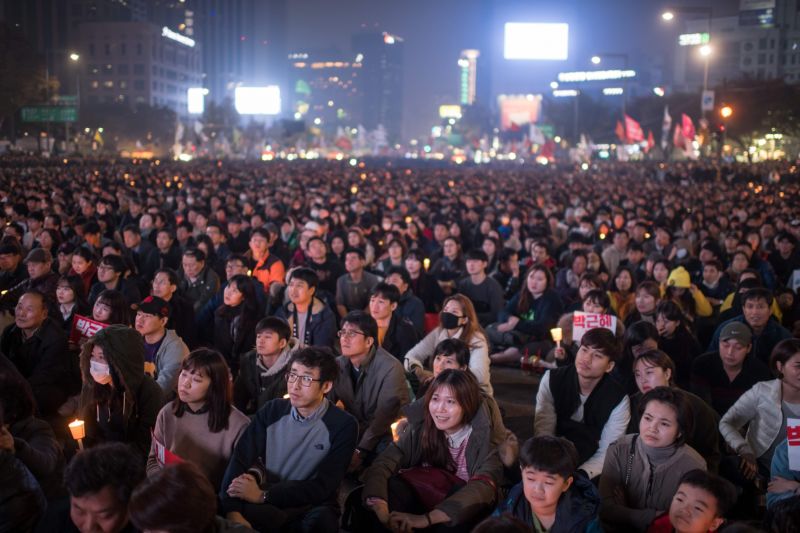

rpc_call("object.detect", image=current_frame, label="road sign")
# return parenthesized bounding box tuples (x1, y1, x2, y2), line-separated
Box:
(21, 106, 78, 123)
(701, 90, 715, 112)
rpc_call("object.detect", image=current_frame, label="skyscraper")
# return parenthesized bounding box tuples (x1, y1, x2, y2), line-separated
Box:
(351, 31, 404, 143)
(459, 49, 480, 105)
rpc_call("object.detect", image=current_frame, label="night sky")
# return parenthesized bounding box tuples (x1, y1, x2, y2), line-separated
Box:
(287, 0, 737, 139)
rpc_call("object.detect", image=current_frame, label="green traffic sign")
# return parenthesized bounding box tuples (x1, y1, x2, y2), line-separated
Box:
(21, 106, 78, 123)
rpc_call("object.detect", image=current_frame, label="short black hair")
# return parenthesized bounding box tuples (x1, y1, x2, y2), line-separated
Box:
(370, 282, 400, 304)
(583, 289, 610, 310)
(386, 266, 411, 286)
(225, 253, 247, 267)
(519, 436, 579, 479)
(182, 247, 206, 263)
(64, 442, 144, 503)
(288, 267, 319, 290)
(433, 338, 470, 367)
(344, 247, 366, 260)
(677, 469, 737, 518)
(638, 387, 693, 447)
(581, 327, 621, 363)
(155, 268, 179, 286)
(465, 249, 489, 262)
(342, 310, 378, 344)
(741, 287, 774, 307)
(765, 494, 800, 533)
(288, 346, 339, 384)
(99, 254, 127, 274)
(255, 316, 291, 340)
(122, 224, 140, 235)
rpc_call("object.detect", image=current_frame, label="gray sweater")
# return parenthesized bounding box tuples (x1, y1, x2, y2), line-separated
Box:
(599, 434, 706, 532)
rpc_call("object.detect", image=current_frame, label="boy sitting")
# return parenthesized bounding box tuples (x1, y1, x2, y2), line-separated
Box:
(494, 435, 601, 532)
(648, 469, 736, 533)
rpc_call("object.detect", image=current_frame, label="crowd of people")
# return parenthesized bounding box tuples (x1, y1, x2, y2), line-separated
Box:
(0, 154, 799, 532)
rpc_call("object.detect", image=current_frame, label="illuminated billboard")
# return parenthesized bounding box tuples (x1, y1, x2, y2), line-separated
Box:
(497, 94, 541, 130)
(187, 88, 207, 114)
(234, 86, 281, 115)
(504, 23, 568, 60)
(439, 105, 462, 119)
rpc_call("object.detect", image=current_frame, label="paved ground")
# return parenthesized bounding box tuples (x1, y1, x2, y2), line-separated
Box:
(489, 366, 541, 442)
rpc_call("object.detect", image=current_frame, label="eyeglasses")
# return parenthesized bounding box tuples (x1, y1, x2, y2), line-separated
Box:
(337, 329, 367, 339)
(284, 372, 322, 387)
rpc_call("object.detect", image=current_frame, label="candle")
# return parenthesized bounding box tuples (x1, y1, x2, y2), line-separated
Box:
(550, 327, 563, 344)
(283, 393, 290, 399)
(391, 420, 401, 442)
(423, 258, 431, 271)
(69, 419, 85, 450)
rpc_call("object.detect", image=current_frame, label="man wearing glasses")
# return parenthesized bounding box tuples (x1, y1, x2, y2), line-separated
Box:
(328, 310, 410, 474)
(220, 346, 358, 532)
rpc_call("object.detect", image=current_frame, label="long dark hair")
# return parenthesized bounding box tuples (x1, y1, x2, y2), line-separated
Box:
(223, 274, 261, 335)
(172, 349, 233, 433)
(517, 265, 553, 314)
(94, 289, 130, 325)
(421, 369, 481, 471)
(58, 274, 90, 310)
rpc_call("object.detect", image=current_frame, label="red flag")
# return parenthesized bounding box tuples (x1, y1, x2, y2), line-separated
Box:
(645, 131, 655, 153)
(335, 136, 353, 151)
(540, 139, 556, 160)
(624, 114, 644, 143)
(615, 120, 626, 143)
(509, 121, 521, 132)
(673, 124, 685, 151)
(681, 114, 696, 142)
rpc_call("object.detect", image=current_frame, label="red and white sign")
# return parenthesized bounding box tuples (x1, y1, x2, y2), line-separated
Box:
(788, 418, 800, 470)
(572, 312, 617, 343)
(69, 315, 107, 344)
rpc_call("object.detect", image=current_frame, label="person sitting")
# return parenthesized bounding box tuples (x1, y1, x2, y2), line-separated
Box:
(359, 370, 502, 531)
(406, 294, 493, 395)
(607, 266, 636, 322)
(368, 282, 419, 362)
(132, 462, 256, 533)
(329, 311, 410, 470)
(335, 247, 380, 318)
(220, 347, 358, 533)
(646, 469, 736, 533)
(655, 300, 702, 390)
(234, 317, 299, 416)
(87, 254, 141, 308)
(488, 265, 564, 367)
(494, 435, 601, 533)
(179, 247, 220, 313)
(534, 328, 630, 480)
(150, 268, 196, 348)
(212, 274, 261, 374)
(69, 246, 99, 296)
(628, 349, 721, 472)
(599, 387, 706, 532)
(122, 223, 159, 281)
(456, 249, 505, 328)
(719, 338, 800, 509)
(624, 280, 661, 328)
(275, 267, 337, 348)
(400, 339, 518, 468)
(491, 247, 522, 301)
(708, 288, 792, 366)
(246, 227, 286, 295)
(91, 289, 131, 326)
(133, 296, 189, 394)
(34, 442, 144, 533)
(147, 349, 250, 490)
(196, 255, 266, 334)
(691, 322, 773, 418)
(1, 290, 72, 417)
(0, 360, 64, 499)
(78, 325, 163, 456)
(0, 247, 60, 316)
(0, 242, 28, 293)
(154, 227, 182, 272)
(768, 438, 800, 509)
(55, 275, 91, 332)
(384, 266, 425, 338)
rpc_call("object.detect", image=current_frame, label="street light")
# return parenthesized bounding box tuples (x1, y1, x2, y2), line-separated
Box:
(589, 52, 629, 114)
(698, 44, 712, 57)
(69, 52, 80, 62)
(720, 105, 733, 119)
(661, 11, 675, 21)
(699, 44, 712, 92)
(590, 55, 601, 65)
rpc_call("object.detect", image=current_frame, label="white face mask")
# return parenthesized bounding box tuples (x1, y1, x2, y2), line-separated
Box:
(90, 360, 113, 385)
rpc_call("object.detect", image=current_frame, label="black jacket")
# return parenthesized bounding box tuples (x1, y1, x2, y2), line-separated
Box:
(379, 313, 420, 362)
(10, 416, 65, 499)
(1, 318, 73, 416)
(0, 451, 46, 533)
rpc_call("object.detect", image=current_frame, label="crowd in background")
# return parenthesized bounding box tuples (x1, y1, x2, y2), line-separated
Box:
(0, 155, 800, 532)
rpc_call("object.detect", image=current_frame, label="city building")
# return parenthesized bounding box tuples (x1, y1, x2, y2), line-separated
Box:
(351, 31, 404, 143)
(79, 20, 202, 115)
(459, 49, 480, 105)
(288, 50, 362, 136)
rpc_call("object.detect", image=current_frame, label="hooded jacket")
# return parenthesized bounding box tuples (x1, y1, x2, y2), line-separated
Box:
(233, 337, 299, 415)
(79, 325, 163, 456)
(495, 470, 602, 533)
(275, 297, 337, 349)
(150, 329, 189, 393)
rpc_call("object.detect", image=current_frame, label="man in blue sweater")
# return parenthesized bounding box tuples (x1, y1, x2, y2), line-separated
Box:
(220, 346, 358, 532)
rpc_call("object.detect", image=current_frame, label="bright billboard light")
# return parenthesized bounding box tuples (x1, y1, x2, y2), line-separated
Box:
(187, 88, 207, 114)
(504, 23, 568, 60)
(234, 86, 281, 115)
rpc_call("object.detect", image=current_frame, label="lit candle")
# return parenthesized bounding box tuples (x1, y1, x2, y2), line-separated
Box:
(283, 393, 290, 399)
(391, 420, 401, 442)
(423, 258, 431, 271)
(69, 419, 85, 450)
(550, 328, 563, 347)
